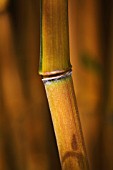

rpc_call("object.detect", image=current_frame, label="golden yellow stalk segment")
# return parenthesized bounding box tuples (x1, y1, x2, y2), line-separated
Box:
(39, 0, 71, 75)
(0, 0, 9, 12)
(43, 71, 89, 170)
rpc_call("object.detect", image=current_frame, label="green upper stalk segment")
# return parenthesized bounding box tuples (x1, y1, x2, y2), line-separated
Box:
(39, 0, 71, 76)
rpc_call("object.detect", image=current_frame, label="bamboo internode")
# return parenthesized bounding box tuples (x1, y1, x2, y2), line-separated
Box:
(43, 71, 89, 169)
(39, 0, 71, 76)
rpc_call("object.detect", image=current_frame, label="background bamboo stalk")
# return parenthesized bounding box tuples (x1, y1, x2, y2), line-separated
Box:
(101, 0, 113, 169)
(0, 1, 61, 169)
(12, 0, 61, 168)
(0, 12, 25, 170)
(0, 0, 9, 12)
(69, 0, 103, 169)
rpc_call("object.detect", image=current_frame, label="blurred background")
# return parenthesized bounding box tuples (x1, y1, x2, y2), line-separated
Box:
(0, 0, 113, 170)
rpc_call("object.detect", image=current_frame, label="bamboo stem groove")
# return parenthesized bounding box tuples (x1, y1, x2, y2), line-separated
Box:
(39, 0, 89, 169)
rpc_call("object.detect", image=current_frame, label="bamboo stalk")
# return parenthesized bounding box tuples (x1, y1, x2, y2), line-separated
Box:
(69, 0, 103, 169)
(39, 0, 89, 169)
(0, 0, 9, 13)
(102, 4, 113, 169)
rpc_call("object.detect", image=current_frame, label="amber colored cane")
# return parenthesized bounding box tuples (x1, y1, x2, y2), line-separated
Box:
(39, 0, 89, 169)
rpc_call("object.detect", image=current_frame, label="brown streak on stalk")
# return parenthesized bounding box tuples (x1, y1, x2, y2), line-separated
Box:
(71, 134, 78, 151)
(62, 151, 85, 169)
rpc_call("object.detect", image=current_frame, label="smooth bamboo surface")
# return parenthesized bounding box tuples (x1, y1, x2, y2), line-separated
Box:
(39, 0, 71, 75)
(43, 72, 89, 169)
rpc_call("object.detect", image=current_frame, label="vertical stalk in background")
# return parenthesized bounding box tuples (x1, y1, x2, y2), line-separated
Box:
(69, 0, 103, 169)
(7, 0, 61, 169)
(0, 11, 24, 170)
(39, 0, 89, 169)
(102, 1, 113, 169)
(0, 0, 9, 12)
